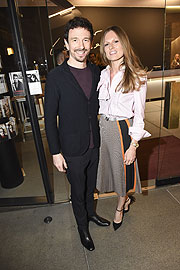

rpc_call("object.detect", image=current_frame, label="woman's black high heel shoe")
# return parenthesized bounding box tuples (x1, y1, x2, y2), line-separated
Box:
(124, 197, 131, 213)
(124, 196, 136, 213)
(113, 208, 124, 231)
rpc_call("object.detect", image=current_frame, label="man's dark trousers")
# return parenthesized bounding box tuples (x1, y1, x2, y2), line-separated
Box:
(65, 148, 99, 229)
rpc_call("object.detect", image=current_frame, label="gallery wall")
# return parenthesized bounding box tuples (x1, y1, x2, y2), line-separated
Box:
(52, 7, 165, 70)
(0, 6, 165, 72)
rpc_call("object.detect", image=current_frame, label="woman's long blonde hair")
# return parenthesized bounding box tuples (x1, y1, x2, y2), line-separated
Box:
(100, 26, 147, 93)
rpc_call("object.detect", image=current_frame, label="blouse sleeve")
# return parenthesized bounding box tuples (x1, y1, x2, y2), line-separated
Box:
(128, 78, 151, 141)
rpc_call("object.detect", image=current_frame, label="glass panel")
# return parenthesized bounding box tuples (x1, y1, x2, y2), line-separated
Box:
(140, 0, 165, 184)
(136, 2, 180, 187)
(0, 1, 49, 203)
(156, 3, 180, 183)
(15, 0, 70, 203)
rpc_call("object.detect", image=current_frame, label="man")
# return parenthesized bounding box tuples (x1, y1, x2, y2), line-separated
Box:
(45, 17, 110, 251)
(12, 74, 24, 95)
(89, 52, 96, 64)
(56, 49, 68, 66)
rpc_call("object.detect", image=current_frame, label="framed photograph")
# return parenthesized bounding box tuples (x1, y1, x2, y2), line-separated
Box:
(0, 99, 3, 118)
(0, 74, 8, 94)
(0, 123, 8, 141)
(0, 54, 2, 69)
(6, 117, 17, 139)
(27, 70, 42, 95)
(1, 96, 13, 117)
(9, 70, 42, 96)
(9, 71, 25, 96)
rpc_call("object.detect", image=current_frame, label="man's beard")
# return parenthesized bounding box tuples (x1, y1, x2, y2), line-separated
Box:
(74, 49, 89, 62)
(75, 56, 87, 62)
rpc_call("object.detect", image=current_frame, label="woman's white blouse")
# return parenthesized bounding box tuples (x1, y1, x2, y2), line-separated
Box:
(97, 65, 151, 141)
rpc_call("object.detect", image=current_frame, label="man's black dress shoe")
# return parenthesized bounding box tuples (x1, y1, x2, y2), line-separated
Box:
(88, 214, 111, 226)
(78, 228, 95, 251)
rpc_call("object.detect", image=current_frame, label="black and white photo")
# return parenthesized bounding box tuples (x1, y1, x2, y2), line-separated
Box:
(27, 70, 42, 95)
(1, 96, 13, 117)
(6, 117, 17, 139)
(9, 72, 25, 96)
(0, 123, 8, 141)
(9, 70, 42, 96)
(0, 74, 8, 94)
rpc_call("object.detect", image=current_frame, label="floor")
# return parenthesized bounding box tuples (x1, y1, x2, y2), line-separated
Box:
(145, 100, 180, 139)
(0, 98, 180, 269)
(0, 184, 180, 270)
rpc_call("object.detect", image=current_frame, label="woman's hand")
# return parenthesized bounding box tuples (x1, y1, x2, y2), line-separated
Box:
(124, 145, 136, 165)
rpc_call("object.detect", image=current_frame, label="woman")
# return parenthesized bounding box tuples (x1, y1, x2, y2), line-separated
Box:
(97, 26, 151, 231)
(30, 74, 39, 82)
(171, 53, 180, 69)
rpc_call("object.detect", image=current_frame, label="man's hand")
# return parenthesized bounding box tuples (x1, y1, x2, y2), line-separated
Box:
(53, 153, 68, 172)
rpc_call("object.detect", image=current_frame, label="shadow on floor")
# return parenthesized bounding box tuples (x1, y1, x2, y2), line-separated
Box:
(0, 184, 180, 270)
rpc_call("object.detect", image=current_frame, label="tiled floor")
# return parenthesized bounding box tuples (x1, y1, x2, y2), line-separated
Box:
(0, 184, 180, 270)
(145, 100, 180, 139)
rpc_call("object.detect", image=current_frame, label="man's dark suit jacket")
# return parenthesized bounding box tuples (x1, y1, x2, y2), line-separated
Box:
(15, 80, 24, 91)
(44, 60, 100, 157)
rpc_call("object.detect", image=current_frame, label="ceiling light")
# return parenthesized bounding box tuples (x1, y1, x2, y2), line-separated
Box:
(50, 37, 61, 56)
(93, 43, 100, 49)
(48, 6, 75, 18)
(166, 6, 180, 9)
(94, 30, 102, 36)
(7, 47, 14, 55)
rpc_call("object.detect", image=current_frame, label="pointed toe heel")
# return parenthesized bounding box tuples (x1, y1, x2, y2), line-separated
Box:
(113, 221, 122, 231)
(113, 208, 124, 231)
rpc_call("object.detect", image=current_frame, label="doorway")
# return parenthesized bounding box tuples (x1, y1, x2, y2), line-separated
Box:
(0, 0, 70, 206)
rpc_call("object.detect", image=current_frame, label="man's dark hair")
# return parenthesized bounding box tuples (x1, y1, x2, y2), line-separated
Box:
(64, 16, 94, 42)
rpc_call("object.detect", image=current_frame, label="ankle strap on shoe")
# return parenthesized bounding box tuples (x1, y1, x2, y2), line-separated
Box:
(116, 208, 123, 213)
